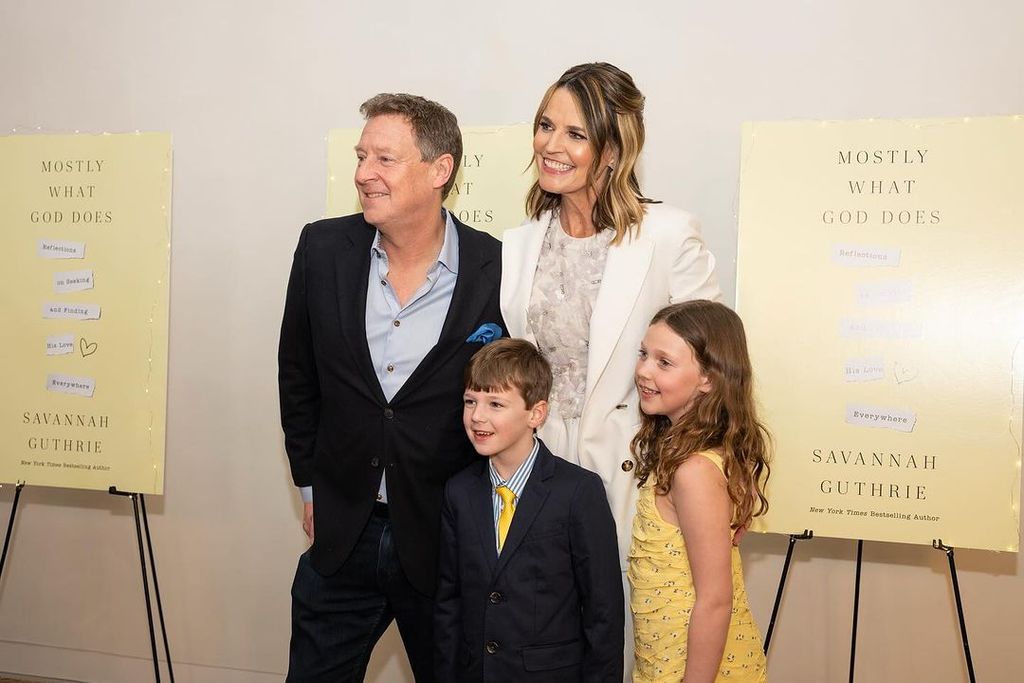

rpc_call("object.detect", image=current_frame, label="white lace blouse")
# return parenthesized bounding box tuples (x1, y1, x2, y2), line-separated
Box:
(526, 213, 614, 419)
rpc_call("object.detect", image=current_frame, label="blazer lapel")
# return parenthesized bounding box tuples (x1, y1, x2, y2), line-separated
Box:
(392, 220, 500, 403)
(469, 464, 498, 574)
(499, 213, 549, 343)
(585, 231, 654, 402)
(334, 220, 386, 403)
(492, 445, 554, 578)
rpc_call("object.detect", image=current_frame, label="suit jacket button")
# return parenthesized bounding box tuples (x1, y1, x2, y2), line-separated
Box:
(485, 641, 499, 654)
(383, 408, 394, 419)
(488, 591, 502, 604)
(370, 457, 380, 468)
(621, 459, 634, 472)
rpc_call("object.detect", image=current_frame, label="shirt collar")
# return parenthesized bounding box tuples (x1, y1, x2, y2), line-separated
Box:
(488, 436, 540, 496)
(369, 209, 459, 276)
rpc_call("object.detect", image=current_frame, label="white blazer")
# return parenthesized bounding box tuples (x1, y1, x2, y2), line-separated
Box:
(501, 203, 723, 566)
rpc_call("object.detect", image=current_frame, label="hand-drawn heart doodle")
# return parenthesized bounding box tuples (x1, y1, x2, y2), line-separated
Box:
(893, 361, 918, 384)
(80, 338, 98, 357)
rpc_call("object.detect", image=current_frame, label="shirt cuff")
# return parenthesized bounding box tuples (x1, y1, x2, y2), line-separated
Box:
(299, 486, 313, 503)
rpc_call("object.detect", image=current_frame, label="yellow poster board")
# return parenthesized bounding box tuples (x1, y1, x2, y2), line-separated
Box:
(327, 125, 535, 238)
(0, 133, 172, 495)
(738, 117, 1023, 551)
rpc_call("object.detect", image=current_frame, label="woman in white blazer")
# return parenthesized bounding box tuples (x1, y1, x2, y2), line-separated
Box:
(501, 63, 723, 570)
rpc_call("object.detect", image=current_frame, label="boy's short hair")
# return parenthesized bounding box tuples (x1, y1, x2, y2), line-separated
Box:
(464, 338, 552, 407)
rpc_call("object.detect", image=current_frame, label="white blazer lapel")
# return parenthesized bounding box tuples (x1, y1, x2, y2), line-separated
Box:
(500, 213, 550, 343)
(585, 231, 654, 400)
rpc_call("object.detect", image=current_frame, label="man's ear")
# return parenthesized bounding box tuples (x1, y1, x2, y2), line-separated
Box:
(528, 400, 549, 430)
(431, 153, 455, 191)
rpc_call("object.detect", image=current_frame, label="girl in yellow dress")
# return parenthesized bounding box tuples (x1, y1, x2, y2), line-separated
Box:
(628, 301, 770, 683)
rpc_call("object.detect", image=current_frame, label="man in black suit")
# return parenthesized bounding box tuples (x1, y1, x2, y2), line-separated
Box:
(278, 93, 503, 682)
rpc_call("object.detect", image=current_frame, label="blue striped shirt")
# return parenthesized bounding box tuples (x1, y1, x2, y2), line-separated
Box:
(488, 437, 540, 555)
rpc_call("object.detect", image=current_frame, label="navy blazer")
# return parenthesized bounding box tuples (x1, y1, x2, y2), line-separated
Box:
(278, 212, 503, 594)
(434, 440, 624, 682)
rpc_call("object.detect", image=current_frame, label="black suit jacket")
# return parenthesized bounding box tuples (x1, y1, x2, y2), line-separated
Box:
(278, 212, 503, 594)
(434, 441, 624, 682)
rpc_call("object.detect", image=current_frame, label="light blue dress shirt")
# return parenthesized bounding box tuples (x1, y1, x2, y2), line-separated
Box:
(488, 437, 540, 555)
(300, 210, 459, 504)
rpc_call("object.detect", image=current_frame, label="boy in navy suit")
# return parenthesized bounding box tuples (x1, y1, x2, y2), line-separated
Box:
(434, 338, 623, 682)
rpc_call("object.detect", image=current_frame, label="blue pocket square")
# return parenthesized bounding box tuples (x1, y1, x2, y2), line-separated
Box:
(466, 323, 503, 344)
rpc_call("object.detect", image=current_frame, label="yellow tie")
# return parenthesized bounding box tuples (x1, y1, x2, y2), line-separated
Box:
(496, 485, 516, 552)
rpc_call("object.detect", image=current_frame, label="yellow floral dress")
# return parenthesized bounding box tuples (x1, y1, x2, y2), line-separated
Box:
(628, 452, 767, 682)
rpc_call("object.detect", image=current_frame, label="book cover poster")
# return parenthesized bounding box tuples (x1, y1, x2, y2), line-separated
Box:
(328, 124, 535, 239)
(0, 133, 172, 494)
(738, 117, 1023, 551)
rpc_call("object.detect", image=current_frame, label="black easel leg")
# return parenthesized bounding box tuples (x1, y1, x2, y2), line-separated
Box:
(140, 494, 175, 682)
(849, 539, 863, 683)
(933, 540, 976, 683)
(131, 493, 162, 683)
(0, 483, 26, 583)
(764, 529, 813, 653)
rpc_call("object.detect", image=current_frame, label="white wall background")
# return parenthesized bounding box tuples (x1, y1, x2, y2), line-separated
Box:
(1, 1, 1022, 681)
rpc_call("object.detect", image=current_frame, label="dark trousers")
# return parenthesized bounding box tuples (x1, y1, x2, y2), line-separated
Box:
(287, 509, 435, 682)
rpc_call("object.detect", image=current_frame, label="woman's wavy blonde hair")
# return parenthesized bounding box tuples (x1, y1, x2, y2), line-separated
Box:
(525, 62, 654, 245)
(631, 301, 771, 529)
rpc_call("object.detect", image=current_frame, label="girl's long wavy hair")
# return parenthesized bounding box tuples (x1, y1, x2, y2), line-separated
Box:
(631, 301, 771, 529)
(525, 62, 654, 245)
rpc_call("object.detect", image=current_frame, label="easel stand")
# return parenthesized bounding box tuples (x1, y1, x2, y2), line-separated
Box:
(763, 529, 813, 651)
(0, 482, 26, 581)
(933, 539, 977, 683)
(0, 483, 175, 683)
(763, 531, 976, 683)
